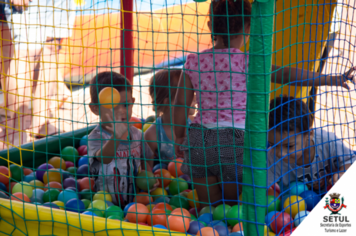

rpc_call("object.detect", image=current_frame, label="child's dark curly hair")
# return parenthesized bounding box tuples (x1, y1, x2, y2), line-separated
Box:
(210, 0, 252, 47)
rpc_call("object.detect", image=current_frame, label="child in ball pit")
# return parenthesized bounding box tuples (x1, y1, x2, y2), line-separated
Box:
(173, 0, 355, 207)
(268, 96, 356, 195)
(88, 71, 157, 206)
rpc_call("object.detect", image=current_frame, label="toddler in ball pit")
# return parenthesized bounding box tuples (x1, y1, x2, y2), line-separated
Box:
(88, 71, 156, 206)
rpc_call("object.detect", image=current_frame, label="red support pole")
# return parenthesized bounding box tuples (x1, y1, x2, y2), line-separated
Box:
(120, 0, 134, 83)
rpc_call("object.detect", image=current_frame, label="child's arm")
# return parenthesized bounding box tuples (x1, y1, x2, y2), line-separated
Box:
(272, 65, 355, 89)
(144, 125, 158, 158)
(173, 73, 194, 157)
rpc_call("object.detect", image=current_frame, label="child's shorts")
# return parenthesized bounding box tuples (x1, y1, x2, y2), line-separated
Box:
(180, 123, 244, 183)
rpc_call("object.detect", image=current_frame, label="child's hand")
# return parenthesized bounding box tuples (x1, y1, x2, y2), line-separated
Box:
(103, 113, 129, 138)
(149, 179, 160, 193)
(341, 66, 356, 90)
(175, 137, 185, 159)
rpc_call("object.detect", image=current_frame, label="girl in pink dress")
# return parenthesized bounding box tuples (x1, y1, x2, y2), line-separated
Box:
(173, 0, 354, 207)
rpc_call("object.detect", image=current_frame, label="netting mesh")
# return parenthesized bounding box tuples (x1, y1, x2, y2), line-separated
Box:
(0, 0, 355, 235)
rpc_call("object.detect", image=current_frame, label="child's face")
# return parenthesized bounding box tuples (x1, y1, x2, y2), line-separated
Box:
(91, 90, 135, 123)
(268, 130, 310, 163)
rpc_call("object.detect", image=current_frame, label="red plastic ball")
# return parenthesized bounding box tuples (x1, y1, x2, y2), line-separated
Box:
(77, 145, 88, 156)
(0, 166, 11, 185)
(271, 212, 293, 234)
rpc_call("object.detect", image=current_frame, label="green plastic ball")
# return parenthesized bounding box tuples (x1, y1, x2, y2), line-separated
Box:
(107, 215, 122, 220)
(136, 171, 156, 191)
(80, 189, 93, 201)
(81, 199, 91, 209)
(213, 204, 231, 221)
(199, 206, 215, 216)
(87, 207, 104, 217)
(226, 205, 244, 227)
(61, 146, 80, 162)
(169, 195, 189, 209)
(105, 205, 124, 219)
(66, 167, 77, 175)
(190, 214, 197, 221)
(10, 164, 22, 182)
(12, 182, 33, 198)
(88, 200, 108, 214)
(267, 195, 281, 213)
(42, 189, 60, 203)
(169, 178, 188, 195)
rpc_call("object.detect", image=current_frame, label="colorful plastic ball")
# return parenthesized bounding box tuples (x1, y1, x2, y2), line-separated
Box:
(127, 203, 149, 223)
(53, 200, 65, 209)
(154, 169, 172, 188)
(61, 171, 72, 181)
(147, 209, 167, 226)
(61, 146, 80, 163)
(0, 191, 9, 199)
(232, 222, 243, 232)
(66, 198, 85, 212)
(200, 206, 215, 216)
(226, 205, 243, 227)
(188, 220, 205, 234)
(152, 163, 168, 173)
(12, 181, 33, 198)
(67, 167, 77, 175)
(168, 159, 184, 177)
(197, 227, 219, 236)
(88, 200, 108, 214)
(0, 166, 11, 185)
(58, 189, 78, 204)
(11, 192, 30, 202)
(189, 208, 199, 218)
(81, 199, 91, 209)
(63, 178, 78, 190)
(77, 145, 88, 156)
(22, 168, 33, 176)
(134, 192, 152, 205)
(270, 212, 293, 234)
(153, 224, 167, 230)
(44, 182, 63, 192)
(66, 187, 77, 192)
(267, 195, 281, 213)
(130, 117, 142, 129)
(299, 190, 321, 211)
(0, 182, 6, 192)
(93, 191, 112, 202)
(43, 202, 60, 209)
(10, 164, 22, 182)
(79, 177, 95, 191)
(153, 202, 173, 211)
(83, 211, 98, 217)
(79, 189, 93, 201)
(42, 189, 60, 202)
(169, 178, 188, 195)
(151, 188, 168, 200)
(124, 202, 135, 216)
(213, 204, 231, 222)
(283, 195, 306, 218)
(29, 180, 44, 189)
(229, 233, 243, 236)
(171, 208, 191, 219)
(106, 201, 114, 207)
(43, 169, 62, 184)
(99, 87, 121, 109)
(198, 213, 213, 225)
(65, 161, 75, 169)
(265, 211, 278, 230)
(23, 173, 36, 183)
(105, 205, 124, 219)
(169, 195, 189, 209)
(294, 210, 309, 227)
(107, 215, 122, 220)
(36, 164, 54, 182)
(153, 196, 170, 204)
(213, 225, 229, 236)
(76, 164, 89, 179)
(87, 207, 104, 217)
(78, 156, 89, 167)
(48, 156, 66, 170)
(80, 135, 88, 146)
(289, 181, 308, 196)
(167, 214, 190, 233)
(30, 189, 45, 203)
(208, 220, 226, 227)
(136, 170, 156, 191)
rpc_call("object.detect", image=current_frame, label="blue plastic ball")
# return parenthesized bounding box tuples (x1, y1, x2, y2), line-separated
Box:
(230, 232, 244, 236)
(123, 202, 135, 217)
(187, 221, 205, 235)
(294, 210, 309, 227)
(152, 163, 168, 173)
(80, 135, 88, 146)
(299, 190, 321, 211)
(24, 173, 36, 183)
(61, 171, 72, 180)
(58, 189, 78, 204)
(208, 220, 226, 227)
(66, 198, 85, 213)
(43, 202, 60, 209)
(0, 182, 6, 192)
(198, 213, 213, 225)
(83, 211, 98, 216)
(78, 156, 89, 167)
(32, 202, 42, 205)
(30, 189, 45, 203)
(265, 211, 279, 230)
(76, 164, 89, 179)
(106, 201, 114, 207)
(153, 224, 168, 230)
(213, 225, 229, 236)
(289, 181, 308, 196)
(154, 197, 170, 204)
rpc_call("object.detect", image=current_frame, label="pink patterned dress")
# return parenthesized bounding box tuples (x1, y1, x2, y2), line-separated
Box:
(184, 48, 248, 128)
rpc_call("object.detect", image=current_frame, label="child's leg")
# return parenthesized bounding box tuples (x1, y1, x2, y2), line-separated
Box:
(218, 176, 241, 206)
(192, 176, 222, 208)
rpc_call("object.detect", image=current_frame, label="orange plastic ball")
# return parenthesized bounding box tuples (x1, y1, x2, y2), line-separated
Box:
(154, 169, 172, 188)
(197, 227, 219, 236)
(99, 87, 121, 109)
(48, 156, 66, 170)
(153, 203, 173, 211)
(171, 208, 191, 219)
(0, 166, 11, 185)
(135, 192, 153, 205)
(127, 203, 149, 223)
(167, 215, 190, 233)
(42, 169, 62, 184)
(232, 223, 243, 232)
(79, 177, 95, 191)
(23, 168, 33, 176)
(44, 182, 63, 192)
(168, 159, 184, 177)
(11, 192, 30, 203)
(147, 209, 167, 226)
(130, 117, 142, 130)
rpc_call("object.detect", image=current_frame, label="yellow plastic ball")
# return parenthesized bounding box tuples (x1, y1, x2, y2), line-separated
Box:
(150, 188, 168, 200)
(43, 169, 62, 184)
(29, 180, 44, 189)
(53, 201, 65, 209)
(48, 156, 66, 170)
(265, 231, 276, 236)
(147, 204, 155, 212)
(143, 123, 152, 133)
(99, 87, 121, 109)
(187, 189, 200, 208)
(283, 195, 306, 218)
(93, 191, 112, 202)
